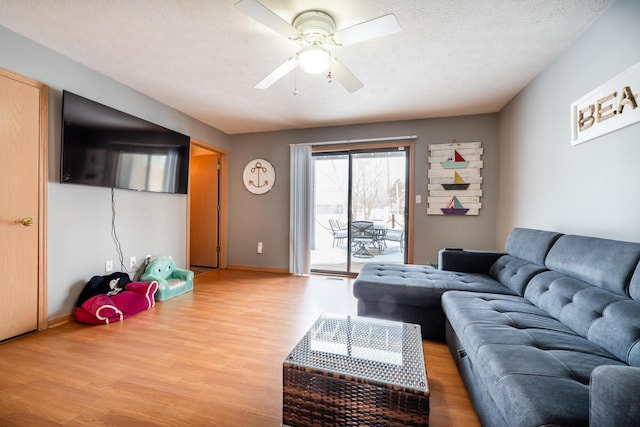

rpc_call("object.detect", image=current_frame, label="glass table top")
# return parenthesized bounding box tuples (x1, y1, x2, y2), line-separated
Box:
(285, 313, 429, 395)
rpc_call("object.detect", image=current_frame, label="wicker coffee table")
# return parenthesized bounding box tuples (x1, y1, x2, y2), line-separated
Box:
(283, 313, 429, 426)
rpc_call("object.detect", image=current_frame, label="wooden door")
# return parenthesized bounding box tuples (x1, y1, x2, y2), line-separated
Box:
(0, 70, 46, 340)
(189, 152, 219, 267)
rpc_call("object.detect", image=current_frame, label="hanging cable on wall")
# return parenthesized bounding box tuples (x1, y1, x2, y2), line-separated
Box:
(111, 188, 127, 273)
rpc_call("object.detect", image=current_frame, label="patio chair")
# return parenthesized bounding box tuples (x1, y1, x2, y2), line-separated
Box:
(351, 220, 375, 257)
(385, 228, 404, 253)
(372, 225, 387, 253)
(329, 219, 348, 247)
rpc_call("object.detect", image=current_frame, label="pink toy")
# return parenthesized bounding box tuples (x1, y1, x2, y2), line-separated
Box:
(74, 272, 158, 325)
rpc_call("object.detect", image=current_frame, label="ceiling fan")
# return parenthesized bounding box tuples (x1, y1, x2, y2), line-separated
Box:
(235, 0, 401, 93)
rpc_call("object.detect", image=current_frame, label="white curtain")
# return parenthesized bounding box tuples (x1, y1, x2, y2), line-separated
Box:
(289, 144, 312, 275)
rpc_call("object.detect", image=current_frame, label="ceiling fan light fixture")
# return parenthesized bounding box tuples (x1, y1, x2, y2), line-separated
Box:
(236, 1, 400, 92)
(298, 46, 331, 74)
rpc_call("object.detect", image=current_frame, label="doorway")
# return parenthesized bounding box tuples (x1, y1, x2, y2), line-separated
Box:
(188, 141, 228, 271)
(310, 145, 411, 274)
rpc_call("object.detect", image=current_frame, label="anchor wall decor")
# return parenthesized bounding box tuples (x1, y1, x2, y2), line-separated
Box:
(243, 158, 276, 194)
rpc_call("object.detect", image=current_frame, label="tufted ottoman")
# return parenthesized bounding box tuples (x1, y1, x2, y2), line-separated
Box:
(353, 263, 517, 340)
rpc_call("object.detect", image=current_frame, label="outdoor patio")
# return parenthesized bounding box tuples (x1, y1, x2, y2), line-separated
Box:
(310, 217, 405, 273)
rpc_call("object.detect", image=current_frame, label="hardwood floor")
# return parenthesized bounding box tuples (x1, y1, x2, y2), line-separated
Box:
(0, 269, 479, 426)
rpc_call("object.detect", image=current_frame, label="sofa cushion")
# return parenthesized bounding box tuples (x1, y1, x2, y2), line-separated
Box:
(503, 227, 563, 265)
(442, 290, 626, 426)
(488, 256, 548, 296)
(544, 234, 640, 297)
(483, 228, 563, 296)
(525, 270, 640, 366)
(442, 291, 615, 360)
(353, 263, 516, 310)
(477, 346, 622, 427)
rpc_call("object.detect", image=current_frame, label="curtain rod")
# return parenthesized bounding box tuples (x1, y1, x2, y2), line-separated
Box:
(292, 135, 417, 146)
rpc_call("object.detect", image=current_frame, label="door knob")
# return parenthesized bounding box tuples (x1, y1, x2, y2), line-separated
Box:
(15, 217, 34, 226)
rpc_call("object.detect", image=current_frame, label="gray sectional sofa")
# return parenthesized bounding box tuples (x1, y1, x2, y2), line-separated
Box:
(352, 228, 640, 426)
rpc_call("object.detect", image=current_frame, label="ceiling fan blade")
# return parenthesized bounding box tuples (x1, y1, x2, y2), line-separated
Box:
(235, 0, 301, 39)
(255, 57, 297, 89)
(331, 59, 364, 93)
(333, 14, 401, 46)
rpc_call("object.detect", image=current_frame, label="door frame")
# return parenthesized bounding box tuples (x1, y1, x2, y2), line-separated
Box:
(312, 140, 415, 266)
(187, 139, 228, 269)
(0, 67, 48, 331)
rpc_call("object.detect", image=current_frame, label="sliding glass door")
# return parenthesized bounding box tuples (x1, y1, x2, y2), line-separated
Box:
(310, 147, 408, 274)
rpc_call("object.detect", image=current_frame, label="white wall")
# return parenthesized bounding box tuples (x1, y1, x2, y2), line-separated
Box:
(497, 0, 640, 245)
(0, 26, 229, 318)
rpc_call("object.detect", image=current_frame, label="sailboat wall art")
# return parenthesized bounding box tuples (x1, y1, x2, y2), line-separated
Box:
(442, 171, 470, 190)
(441, 196, 469, 215)
(440, 150, 469, 169)
(427, 141, 483, 216)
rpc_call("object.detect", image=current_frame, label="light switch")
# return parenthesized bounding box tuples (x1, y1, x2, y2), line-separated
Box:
(416, 195, 422, 204)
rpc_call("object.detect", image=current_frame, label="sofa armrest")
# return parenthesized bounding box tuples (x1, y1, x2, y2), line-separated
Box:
(438, 249, 505, 274)
(590, 365, 640, 426)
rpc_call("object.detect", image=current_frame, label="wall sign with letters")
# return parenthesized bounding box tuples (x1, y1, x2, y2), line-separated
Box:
(571, 62, 640, 145)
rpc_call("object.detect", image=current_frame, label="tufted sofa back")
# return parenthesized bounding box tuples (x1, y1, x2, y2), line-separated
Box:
(525, 234, 640, 366)
(489, 228, 563, 295)
(545, 235, 640, 297)
(505, 227, 564, 265)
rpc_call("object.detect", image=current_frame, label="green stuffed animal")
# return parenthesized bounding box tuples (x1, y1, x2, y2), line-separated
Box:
(140, 256, 194, 301)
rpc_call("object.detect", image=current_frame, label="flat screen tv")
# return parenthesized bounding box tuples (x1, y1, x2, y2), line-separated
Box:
(61, 90, 190, 194)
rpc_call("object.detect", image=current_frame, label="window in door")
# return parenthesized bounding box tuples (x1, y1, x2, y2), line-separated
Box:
(311, 147, 408, 274)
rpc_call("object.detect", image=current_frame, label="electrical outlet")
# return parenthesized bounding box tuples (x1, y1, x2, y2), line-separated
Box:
(105, 260, 113, 272)
(129, 256, 137, 269)
(257, 242, 263, 254)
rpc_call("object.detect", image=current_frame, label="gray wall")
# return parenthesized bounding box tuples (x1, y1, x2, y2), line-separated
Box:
(497, 0, 640, 246)
(228, 114, 499, 269)
(4, 0, 636, 318)
(0, 26, 229, 318)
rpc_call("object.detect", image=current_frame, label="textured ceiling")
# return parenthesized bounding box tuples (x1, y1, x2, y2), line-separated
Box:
(0, 0, 614, 134)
